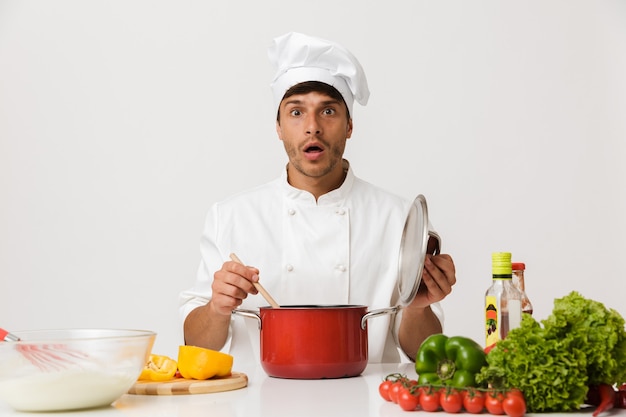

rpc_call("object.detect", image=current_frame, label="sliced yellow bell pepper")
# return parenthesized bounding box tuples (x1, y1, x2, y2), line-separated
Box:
(177, 345, 233, 380)
(138, 354, 178, 381)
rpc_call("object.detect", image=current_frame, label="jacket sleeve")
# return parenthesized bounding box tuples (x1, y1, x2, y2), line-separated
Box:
(178, 205, 234, 353)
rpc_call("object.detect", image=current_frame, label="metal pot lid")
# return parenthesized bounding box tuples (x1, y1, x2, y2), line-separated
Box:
(397, 194, 431, 307)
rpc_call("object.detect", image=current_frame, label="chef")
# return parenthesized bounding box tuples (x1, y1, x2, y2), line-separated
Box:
(179, 32, 456, 363)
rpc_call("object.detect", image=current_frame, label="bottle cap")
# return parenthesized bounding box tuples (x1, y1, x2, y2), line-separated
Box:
(511, 262, 526, 271)
(492, 252, 512, 277)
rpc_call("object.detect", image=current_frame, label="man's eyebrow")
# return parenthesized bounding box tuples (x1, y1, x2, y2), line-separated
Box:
(283, 98, 341, 106)
(283, 99, 303, 106)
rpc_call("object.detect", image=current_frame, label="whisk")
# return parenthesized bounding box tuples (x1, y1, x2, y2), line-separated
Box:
(1, 327, 87, 371)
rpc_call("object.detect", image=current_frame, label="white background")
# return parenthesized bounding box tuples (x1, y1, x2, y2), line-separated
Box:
(1, 0, 625, 359)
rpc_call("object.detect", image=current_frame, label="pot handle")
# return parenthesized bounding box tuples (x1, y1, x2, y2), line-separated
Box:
(361, 306, 400, 330)
(232, 308, 262, 330)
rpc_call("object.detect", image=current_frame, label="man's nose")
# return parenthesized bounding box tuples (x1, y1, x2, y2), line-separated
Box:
(305, 114, 321, 135)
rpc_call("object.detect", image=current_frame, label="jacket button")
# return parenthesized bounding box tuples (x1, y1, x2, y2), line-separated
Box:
(336, 264, 347, 272)
(288, 209, 296, 216)
(336, 208, 346, 215)
(285, 264, 294, 272)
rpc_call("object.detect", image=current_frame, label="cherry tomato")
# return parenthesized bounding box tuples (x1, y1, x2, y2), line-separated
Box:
(398, 387, 420, 411)
(503, 391, 526, 417)
(441, 389, 463, 413)
(407, 379, 419, 389)
(464, 389, 486, 414)
(506, 388, 525, 399)
(379, 380, 393, 402)
(420, 389, 441, 412)
(389, 380, 405, 404)
(485, 392, 505, 415)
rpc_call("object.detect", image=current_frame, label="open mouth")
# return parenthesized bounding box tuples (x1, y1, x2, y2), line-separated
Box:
(304, 144, 323, 153)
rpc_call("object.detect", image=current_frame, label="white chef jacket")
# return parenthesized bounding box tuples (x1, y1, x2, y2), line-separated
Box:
(179, 160, 444, 363)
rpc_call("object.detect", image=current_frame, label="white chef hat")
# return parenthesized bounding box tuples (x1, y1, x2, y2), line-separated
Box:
(268, 32, 370, 117)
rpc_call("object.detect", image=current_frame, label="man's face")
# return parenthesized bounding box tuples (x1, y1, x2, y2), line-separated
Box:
(276, 91, 353, 180)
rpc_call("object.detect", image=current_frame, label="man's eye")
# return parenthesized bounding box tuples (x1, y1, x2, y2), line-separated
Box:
(290, 109, 301, 116)
(323, 108, 335, 115)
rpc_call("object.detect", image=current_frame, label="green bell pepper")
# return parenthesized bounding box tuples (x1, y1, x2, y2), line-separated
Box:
(415, 334, 487, 388)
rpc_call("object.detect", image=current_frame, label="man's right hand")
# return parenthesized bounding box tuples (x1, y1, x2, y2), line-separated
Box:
(210, 260, 260, 315)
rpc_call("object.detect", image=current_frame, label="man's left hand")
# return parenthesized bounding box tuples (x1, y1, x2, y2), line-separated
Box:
(410, 254, 456, 309)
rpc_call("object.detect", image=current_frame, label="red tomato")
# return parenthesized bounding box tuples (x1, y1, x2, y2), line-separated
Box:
(420, 389, 441, 412)
(398, 387, 420, 411)
(506, 388, 525, 399)
(441, 389, 463, 413)
(407, 379, 419, 389)
(389, 380, 405, 404)
(503, 392, 526, 417)
(464, 390, 486, 414)
(485, 392, 505, 415)
(379, 380, 393, 402)
(614, 390, 626, 409)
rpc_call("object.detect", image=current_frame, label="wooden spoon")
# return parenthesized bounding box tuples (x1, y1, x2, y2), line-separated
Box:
(229, 253, 280, 308)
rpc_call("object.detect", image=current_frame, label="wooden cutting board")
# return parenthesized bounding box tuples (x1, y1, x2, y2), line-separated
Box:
(127, 372, 248, 395)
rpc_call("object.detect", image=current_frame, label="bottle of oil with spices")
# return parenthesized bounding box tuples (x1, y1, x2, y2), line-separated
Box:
(512, 262, 533, 315)
(485, 252, 523, 350)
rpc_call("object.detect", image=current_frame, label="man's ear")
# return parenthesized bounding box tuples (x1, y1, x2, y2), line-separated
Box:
(346, 119, 353, 139)
(275, 121, 283, 140)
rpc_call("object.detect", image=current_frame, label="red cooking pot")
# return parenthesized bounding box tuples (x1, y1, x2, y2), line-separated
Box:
(232, 305, 398, 379)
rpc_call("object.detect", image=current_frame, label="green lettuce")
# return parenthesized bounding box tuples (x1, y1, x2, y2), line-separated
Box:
(543, 291, 626, 385)
(477, 291, 626, 412)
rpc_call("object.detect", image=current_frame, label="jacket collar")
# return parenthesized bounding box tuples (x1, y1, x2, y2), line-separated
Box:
(281, 159, 354, 206)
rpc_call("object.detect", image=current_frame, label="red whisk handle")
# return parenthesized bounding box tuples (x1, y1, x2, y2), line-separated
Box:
(0, 328, 20, 342)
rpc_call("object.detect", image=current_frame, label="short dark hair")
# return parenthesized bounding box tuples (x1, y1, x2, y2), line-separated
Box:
(276, 81, 350, 121)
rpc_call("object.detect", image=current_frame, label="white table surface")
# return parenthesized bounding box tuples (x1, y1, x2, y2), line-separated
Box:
(1, 361, 623, 417)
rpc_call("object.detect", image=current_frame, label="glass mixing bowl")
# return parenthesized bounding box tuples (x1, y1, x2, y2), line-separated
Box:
(0, 328, 155, 412)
